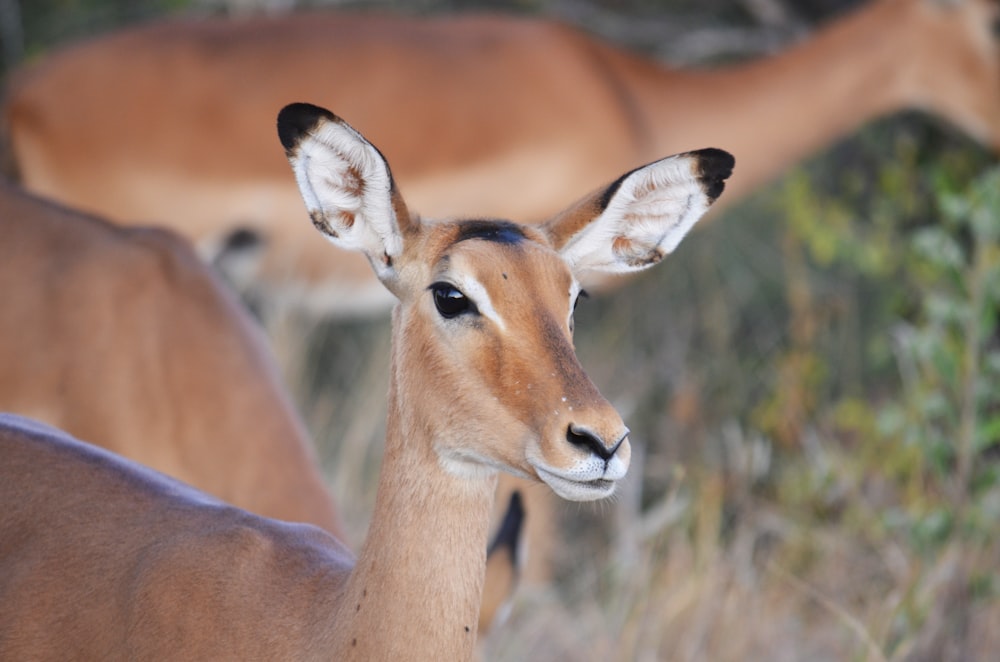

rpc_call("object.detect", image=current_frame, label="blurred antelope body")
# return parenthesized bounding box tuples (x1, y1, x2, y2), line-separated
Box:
(0, 181, 345, 539)
(5, 0, 997, 312)
(0, 104, 732, 659)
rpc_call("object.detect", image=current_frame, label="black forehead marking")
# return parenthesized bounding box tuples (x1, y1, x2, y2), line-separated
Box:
(453, 220, 527, 246)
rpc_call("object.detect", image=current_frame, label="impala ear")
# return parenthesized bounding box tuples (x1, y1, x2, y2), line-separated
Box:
(277, 102, 412, 283)
(542, 149, 734, 275)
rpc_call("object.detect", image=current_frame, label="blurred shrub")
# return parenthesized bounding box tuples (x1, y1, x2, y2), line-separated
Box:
(871, 165, 1000, 548)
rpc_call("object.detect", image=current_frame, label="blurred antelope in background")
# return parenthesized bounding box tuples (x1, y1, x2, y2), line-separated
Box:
(3, 0, 997, 312)
(0, 181, 344, 537)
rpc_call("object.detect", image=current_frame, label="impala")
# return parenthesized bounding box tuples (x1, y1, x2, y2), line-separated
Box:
(0, 180, 343, 539)
(0, 104, 732, 659)
(4, 0, 996, 313)
(0, 179, 521, 633)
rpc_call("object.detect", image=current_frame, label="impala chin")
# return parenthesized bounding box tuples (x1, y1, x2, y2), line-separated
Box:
(531, 452, 629, 502)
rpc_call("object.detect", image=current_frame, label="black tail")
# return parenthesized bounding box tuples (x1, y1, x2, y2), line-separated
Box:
(487, 490, 525, 559)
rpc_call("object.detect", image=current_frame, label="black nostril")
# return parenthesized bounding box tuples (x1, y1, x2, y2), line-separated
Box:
(566, 425, 624, 461)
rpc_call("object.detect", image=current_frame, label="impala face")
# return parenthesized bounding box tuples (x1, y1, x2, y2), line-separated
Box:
(389, 217, 629, 501)
(278, 102, 733, 503)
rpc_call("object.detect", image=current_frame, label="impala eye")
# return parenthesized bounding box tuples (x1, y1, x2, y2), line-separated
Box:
(431, 282, 477, 319)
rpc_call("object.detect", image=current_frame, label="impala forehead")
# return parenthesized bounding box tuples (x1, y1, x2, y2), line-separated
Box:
(443, 239, 573, 298)
(430, 221, 577, 322)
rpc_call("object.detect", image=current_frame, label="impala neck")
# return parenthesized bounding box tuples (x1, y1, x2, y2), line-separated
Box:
(329, 309, 496, 661)
(637, 0, 935, 204)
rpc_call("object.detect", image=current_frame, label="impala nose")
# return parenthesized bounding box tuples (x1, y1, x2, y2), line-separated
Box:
(566, 424, 627, 461)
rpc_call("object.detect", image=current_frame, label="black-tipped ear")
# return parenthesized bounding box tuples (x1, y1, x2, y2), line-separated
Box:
(692, 148, 735, 203)
(276, 103, 337, 154)
(544, 148, 733, 274)
(278, 103, 412, 284)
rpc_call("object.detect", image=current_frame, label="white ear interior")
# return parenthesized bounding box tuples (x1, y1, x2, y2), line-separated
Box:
(560, 153, 714, 275)
(290, 117, 403, 265)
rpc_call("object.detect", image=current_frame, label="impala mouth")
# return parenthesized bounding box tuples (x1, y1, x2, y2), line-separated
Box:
(533, 465, 618, 502)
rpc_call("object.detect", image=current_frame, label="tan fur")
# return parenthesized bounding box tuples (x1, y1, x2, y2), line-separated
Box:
(3, 0, 997, 305)
(0, 415, 353, 660)
(0, 181, 346, 540)
(0, 108, 728, 659)
(480, 544, 518, 633)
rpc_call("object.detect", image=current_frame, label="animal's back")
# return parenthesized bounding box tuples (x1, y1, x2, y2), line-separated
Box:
(5, 12, 643, 224)
(0, 413, 351, 660)
(0, 181, 343, 535)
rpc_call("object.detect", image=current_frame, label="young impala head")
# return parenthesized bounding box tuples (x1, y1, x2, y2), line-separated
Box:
(277, 102, 733, 502)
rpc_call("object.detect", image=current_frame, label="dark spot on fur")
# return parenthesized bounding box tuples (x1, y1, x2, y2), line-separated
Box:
(337, 211, 356, 229)
(220, 227, 261, 252)
(454, 220, 525, 246)
(352, 638, 357, 647)
(625, 247, 666, 268)
(342, 163, 364, 200)
(309, 210, 338, 238)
